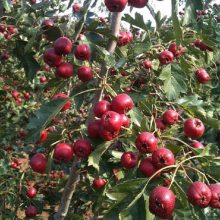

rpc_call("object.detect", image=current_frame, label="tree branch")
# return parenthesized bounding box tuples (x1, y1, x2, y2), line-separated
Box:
(54, 158, 80, 220)
(86, 12, 123, 125)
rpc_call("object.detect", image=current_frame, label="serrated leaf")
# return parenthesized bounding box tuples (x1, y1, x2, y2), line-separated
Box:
(171, 0, 182, 44)
(26, 98, 68, 143)
(159, 64, 187, 100)
(183, 0, 203, 26)
(123, 13, 148, 31)
(88, 141, 112, 171)
(129, 107, 144, 127)
(14, 41, 40, 81)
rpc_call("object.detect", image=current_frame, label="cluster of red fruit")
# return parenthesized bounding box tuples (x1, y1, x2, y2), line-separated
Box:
(159, 42, 184, 65)
(29, 137, 92, 173)
(88, 93, 134, 141)
(104, 0, 148, 12)
(43, 35, 93, 82)
(0, 23, 17, 41)
(149, 182, 220, 219)
(118, 109, 207, 218)
(11, 89, 30, 105)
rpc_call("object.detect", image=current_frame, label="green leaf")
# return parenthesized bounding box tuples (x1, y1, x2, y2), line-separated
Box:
(2, 0, 12, 12)
(43, 26, 63, 42)
(14, 41, 40, 81)
(183, 0, 203, 26)
(159, 64, 187, 100)
(129, 107, 144, 127)
(171, 0, 183, 44)
(26, 98, 68, 143)
(123, 13, 148, 31)
(105, 179, 147, 220)
(88, 141, 113, 171)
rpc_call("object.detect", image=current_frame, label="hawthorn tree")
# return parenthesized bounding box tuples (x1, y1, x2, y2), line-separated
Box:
(0, 0, 220, 219)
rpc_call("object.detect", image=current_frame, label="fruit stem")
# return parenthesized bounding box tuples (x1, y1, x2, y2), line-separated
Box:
(168, 155, 204, 189)
(183, 165, 210, 184)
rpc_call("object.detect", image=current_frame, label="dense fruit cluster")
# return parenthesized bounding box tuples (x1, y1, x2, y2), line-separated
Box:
(88, 93, 133, 141)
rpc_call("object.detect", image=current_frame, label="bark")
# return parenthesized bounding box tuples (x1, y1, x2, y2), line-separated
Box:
(86, 12, 123, 125)
(53, 158, 80, 220)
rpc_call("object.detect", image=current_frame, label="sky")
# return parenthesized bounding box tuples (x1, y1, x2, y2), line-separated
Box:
(75, 0, 219, 27)
(36, 0, 219, 27)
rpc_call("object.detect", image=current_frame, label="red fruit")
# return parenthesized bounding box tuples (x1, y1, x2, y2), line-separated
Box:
(194, 39, 202, 48)
(23, 92, 30, 100)
(139, 157, 160, 177)
(44, 65, 50, 72)
(41, 19, 54, 30)
(121, 151, 138, 169)
(43, 48, 62, 67)
(152, 148, 175, 170)
(7, 25, 17, 34)
(40, 76, 47, 83)
(128, 0, 148, 8)
(120, 114, 130, 127)
(126, 31, 134, 41)
(37, 129, 48, 144)
(135, 132, 158, 153)
(101, 111, 122, 132)
(159, 50, 174, 65)
(30, 153, 47, 174)
(77, 66, 93, 82)
(164, 179, 171, 187)
(0, 51, 9, 60)
(30, 0, 36, 4)
(92, 178, 106, 189)
(99, 126, 119, 141)
(184, 118, 205, 139)
(143, 59, 152, 70)
(111, 93, 134, 114)
(195, 68, 210, 84)
(162, 109, 179, 125)
(149, 186, 176, 219)
(93, 100, 111, 118)
(16, 97, 23, 105)
(12, 90, 20, 99)
(104, 0, 128, 12)
(26, 187, 37, 199)
(73, 4, 81, 12)
(87, 120, 101, 138)
(25, 205, 37, 218)
(191, 141, 204, 149)
(54, 37, 72, 55)
(0, 24, 6, 32)
(117, 31, 130, 46)
(187, 181, 212, 208)
(55, 62, 73, 78)
(168, 42, 184, 58)
(208, 184, 220, 208)
(74, 44, 91, 61)
(155, 118, 166, 131)
(10, 161, 18, 169)
(73, 139, 92, 158)
(52, 93, 71, 111)
(54, 143, 73, 162)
